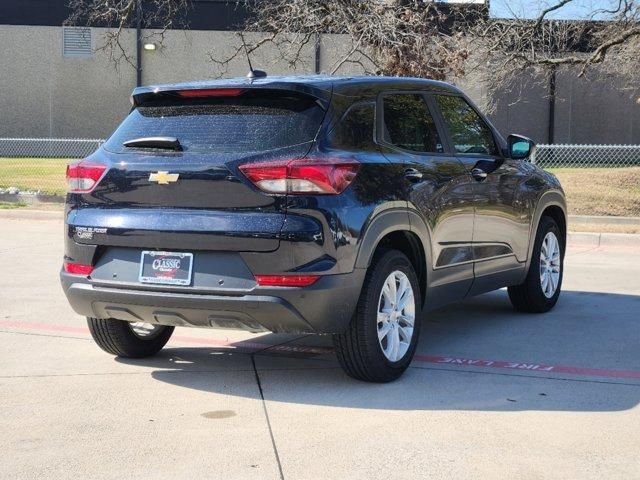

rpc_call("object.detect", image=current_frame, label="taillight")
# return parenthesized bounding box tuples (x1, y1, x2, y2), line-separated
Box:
(239, 158, 360, 195)
(63, 262, 94, 276)
(255, 275, 320, 287)
(66, 161, 107, 193)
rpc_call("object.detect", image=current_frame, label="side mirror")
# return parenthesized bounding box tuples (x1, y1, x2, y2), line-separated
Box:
(508, 134, 535, 160)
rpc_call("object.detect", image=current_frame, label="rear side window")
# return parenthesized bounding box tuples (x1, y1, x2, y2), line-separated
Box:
(328, 102, 375, 151)
(104, 90, 325, 154)
(382, 94, 444, 153)
(434, 95, 497, 156)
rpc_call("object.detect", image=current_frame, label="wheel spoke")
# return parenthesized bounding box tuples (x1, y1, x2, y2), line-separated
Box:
(397, 289, 413, 312)
(381, 281, 394, 307)
(386, 326, 400, 361)
(398, 325, 413, 343)
(388, 276, 397, 307)
(399, 312, 415, 327)
(377, 311, 390, 325)
(541, 272, 549, 293)
(397, 275, 409, 304)
(378, 322, 392, 342)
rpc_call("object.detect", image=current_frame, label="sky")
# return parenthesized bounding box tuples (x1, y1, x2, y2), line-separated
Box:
(488, 0, 625, 19)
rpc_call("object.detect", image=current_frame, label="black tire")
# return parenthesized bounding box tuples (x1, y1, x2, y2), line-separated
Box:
(508, 216, 564, 313)
(87, 318, 174, 358)
(333, 249, 422, 383)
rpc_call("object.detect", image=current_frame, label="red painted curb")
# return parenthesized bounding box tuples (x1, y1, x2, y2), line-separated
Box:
(2, 319, 639, 380)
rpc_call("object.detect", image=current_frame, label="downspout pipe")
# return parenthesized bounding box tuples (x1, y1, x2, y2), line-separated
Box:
(136, 0, 142, 87)
(548, 65, 556, 144)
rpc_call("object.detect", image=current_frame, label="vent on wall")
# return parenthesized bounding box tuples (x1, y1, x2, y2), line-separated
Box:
(63, 27, 92, 57)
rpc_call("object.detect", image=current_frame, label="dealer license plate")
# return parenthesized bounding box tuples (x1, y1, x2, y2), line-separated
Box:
(139, 251, 193, 286)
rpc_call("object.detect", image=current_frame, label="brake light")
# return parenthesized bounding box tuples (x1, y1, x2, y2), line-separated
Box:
(239, 158, 359, 195)
(255, 275, 320, 287)
(177, 88, 245, 98)
(66, 161, 107, 193)
(63, 262, 94, 276)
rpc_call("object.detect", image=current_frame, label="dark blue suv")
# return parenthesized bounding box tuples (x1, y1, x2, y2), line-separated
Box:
(61, 76, 566, 382)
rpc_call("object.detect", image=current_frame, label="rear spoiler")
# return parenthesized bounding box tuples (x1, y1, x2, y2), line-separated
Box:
(131, 80, 333, 108)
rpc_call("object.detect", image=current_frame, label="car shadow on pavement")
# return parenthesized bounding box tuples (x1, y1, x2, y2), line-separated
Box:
(116, 289, 640, 412)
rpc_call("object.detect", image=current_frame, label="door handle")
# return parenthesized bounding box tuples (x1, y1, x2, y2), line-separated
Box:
(404, 168, 423, 181)
(471, 168, 488, 181)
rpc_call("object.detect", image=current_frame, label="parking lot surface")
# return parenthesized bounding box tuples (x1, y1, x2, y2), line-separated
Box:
(1, 213, 639, 480)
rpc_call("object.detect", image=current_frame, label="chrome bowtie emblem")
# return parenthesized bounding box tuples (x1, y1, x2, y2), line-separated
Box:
(149, 171, 179, 184)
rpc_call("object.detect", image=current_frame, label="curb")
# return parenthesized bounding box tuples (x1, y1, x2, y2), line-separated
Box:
(0, 192, 65, 204)
(569, 215, 640, 226)
(0, 209, 63, 221)
(568, 231, 640, 248)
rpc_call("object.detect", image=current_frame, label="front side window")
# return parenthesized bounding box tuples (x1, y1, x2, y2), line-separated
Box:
(382, 94, 443, 153)
(434, 95, 497, 156)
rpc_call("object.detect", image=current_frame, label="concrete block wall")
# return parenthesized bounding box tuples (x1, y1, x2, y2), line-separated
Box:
(0, 25, 638, 143)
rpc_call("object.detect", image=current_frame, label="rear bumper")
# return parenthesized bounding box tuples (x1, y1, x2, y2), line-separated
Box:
(60, 269, 366, 334)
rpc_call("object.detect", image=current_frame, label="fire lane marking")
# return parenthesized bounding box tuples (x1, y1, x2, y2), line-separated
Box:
(413, 354, 640, 380)
(2, 319, 640, 380)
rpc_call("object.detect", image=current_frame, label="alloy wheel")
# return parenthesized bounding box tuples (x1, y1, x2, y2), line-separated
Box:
(128, 322, 164, 339)
(539, 231, 561, 298)
(377, 270, 416, 362)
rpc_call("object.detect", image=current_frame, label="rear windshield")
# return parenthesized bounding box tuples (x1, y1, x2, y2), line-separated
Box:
(104, 90, 325, 154)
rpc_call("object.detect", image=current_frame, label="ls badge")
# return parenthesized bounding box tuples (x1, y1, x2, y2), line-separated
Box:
(149, 171, 179, 185)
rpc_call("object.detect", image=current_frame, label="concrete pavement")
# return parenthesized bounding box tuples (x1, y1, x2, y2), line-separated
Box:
(1, 215, 639, 479)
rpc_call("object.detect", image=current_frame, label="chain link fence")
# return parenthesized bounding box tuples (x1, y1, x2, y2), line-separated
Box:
(0, 138, 103, 195)
(533, 144, 640, 168)
(0, 138, 638, 218)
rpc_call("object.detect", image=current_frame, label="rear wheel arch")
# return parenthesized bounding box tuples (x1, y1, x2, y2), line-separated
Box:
(375, 231, 426, 308)
(355, 209, 430, 308)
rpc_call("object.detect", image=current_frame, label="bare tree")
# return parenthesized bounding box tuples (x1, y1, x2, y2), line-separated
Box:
(207, 0, 640, 113)
(473, 0, 640, 76)
(67, 0, 640, 105)
(468, 0, 640, 110)
(66, 0, 189, 68)
(211, 0, 477, 79)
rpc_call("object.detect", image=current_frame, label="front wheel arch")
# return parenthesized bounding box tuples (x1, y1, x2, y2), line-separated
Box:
(525, 190, 567, 273)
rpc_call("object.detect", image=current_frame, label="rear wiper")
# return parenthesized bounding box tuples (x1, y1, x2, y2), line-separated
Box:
(123, 136, 182, 150)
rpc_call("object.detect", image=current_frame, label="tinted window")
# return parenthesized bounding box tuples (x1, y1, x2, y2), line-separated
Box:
(328, 102, 375, 151)
(104, 90, 324, 154)
(382, 94, 443, 153)
(434, 95, 497, 155)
